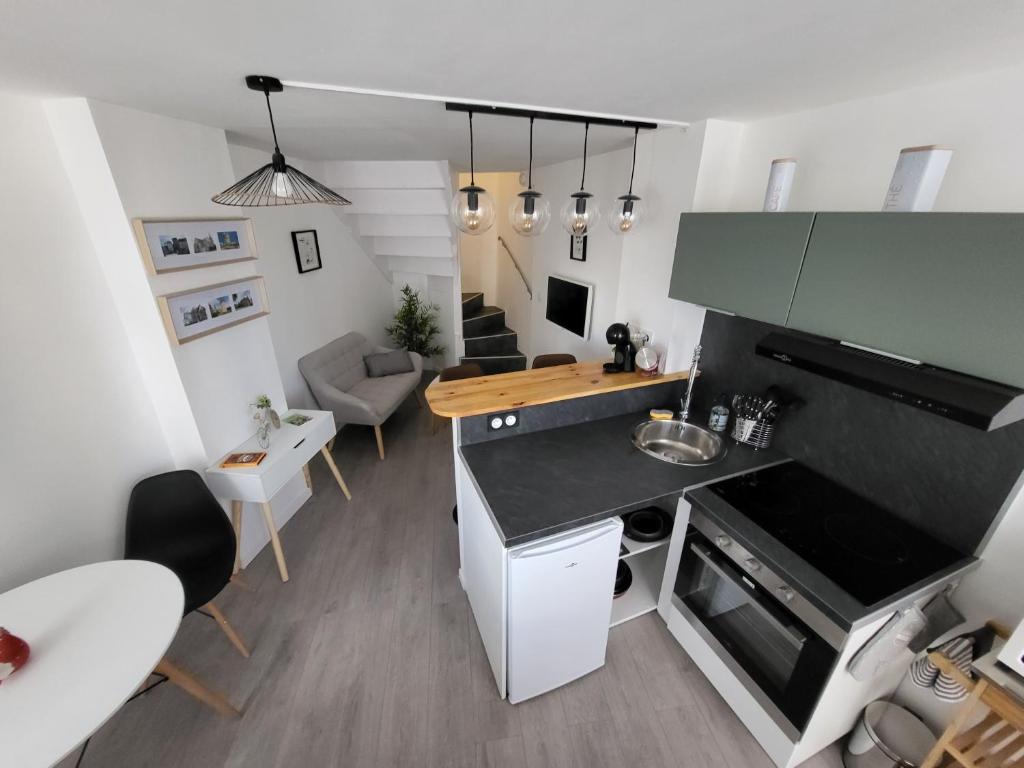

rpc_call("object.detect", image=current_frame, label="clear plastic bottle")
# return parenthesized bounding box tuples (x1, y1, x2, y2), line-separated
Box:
(708, 393, 730, 433)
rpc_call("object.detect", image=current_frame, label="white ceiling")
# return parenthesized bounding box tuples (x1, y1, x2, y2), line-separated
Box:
(3, 0, 1023, 169)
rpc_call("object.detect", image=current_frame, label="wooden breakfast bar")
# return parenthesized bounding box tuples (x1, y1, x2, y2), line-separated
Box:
(425, 359, 688, 418)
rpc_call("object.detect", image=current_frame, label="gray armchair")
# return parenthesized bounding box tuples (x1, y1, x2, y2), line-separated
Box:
(298, 332, 423, 460)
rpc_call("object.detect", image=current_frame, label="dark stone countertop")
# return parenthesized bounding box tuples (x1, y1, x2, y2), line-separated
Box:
(460, 411, 789, 547)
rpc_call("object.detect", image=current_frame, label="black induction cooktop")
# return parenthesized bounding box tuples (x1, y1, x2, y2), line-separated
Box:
(707, 462, 966, 606)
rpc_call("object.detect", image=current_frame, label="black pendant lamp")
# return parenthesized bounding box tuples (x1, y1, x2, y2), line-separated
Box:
(212, 75, 351, 207)
(509, 117, 550, 236)
(560, 122, 600, 236)
(450, 111, 495, 234)
(607, 127, 646, 234)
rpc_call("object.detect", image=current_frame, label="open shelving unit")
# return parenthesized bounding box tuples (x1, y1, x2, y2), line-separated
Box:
(611, 531, 671, 627)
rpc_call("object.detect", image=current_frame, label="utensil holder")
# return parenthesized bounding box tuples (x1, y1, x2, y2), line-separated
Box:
(732, 417, 775, 450)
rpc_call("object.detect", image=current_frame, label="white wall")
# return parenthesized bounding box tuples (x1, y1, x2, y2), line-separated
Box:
(84, 102, 288, 459)
(48, 100, 314, 566)
(227, 144, 394, 408)
(526, 148, 629, 361)
(616, 126, 708, 370)
(0, 93, 175, 592)
(716, 64, 1024, 213)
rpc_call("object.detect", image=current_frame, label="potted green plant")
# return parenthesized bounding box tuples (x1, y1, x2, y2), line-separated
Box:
(386, 285, 445, 361)
(251, 394, 280, 448)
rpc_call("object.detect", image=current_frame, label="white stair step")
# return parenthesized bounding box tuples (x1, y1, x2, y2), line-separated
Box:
(386, 255, 455, 277)
(351, 214, 453, 238)
(318, 161, 450, 190)
(334, 188, 449, 215)
(374, 236, 453, 259)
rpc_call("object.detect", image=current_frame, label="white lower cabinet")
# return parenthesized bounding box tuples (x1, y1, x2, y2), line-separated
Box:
(456, 453, 623, 703)
(507, 518, 623, 704)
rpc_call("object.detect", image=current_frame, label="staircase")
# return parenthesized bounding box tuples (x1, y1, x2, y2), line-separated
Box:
(460, 292, 527, 374)
(316, 160, 462, 366)
(321, 160, 457, 284)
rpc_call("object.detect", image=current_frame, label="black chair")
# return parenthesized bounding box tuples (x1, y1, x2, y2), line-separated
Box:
(532, 353, 577, 369)
(125, 470, 247, 716)
(439, 362, 484, 381)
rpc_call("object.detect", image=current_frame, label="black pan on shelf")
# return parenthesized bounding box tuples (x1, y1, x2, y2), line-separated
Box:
(614, 560, 633, 598)
(622, 507, 673, 543)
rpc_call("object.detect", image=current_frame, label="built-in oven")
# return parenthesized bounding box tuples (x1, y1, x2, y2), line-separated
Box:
(673, 515, 843, 737)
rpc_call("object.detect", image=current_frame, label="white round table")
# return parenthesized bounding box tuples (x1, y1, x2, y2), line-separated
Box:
(0, 560, 184, 768)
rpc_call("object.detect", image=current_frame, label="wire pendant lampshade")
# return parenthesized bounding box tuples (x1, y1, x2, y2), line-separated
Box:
(212, 75, 351, 207)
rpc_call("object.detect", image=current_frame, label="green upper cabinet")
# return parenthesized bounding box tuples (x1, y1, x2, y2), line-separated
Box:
(788, 213, 1024, 386)
(669, 212, 815, 326)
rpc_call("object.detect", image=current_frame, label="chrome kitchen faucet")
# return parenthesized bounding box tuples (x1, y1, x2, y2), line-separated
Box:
(679, 345, 701, 422)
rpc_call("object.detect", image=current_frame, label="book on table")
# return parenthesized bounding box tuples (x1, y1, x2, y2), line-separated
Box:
(220, 451, 267, 468)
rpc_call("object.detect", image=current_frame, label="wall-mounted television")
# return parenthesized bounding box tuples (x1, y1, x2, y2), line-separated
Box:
(545, 275, 594, 339)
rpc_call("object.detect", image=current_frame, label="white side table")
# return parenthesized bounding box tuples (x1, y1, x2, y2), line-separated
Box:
(205, 409, 351, 583)
(0, 561, 184, 768)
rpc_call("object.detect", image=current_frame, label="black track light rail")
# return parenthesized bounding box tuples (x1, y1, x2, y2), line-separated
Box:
(444, 102, 657, 131)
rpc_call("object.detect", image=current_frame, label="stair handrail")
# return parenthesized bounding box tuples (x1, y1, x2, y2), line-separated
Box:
(497, 235, 532, 300)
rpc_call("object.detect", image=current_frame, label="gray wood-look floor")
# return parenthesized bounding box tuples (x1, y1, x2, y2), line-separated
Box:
(61, 385, 845, 768)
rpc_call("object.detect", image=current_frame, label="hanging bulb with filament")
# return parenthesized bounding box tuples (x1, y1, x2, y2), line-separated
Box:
(509, 117, 550, 236)
(560, 122, 600, 236)
(450, 112, 495, 235)
(607, 127, 647, 234)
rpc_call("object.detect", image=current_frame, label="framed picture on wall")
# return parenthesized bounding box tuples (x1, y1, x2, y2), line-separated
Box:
(133, 217, 258, 274)
(569, 234, 588, 262)
(156, 275, 270, 345)
(291, 229, 322, 274)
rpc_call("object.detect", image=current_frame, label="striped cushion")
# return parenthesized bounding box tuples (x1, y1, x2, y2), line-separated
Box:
(933, 636, 975, 702)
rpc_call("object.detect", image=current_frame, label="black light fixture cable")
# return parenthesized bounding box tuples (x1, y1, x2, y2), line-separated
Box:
(264, 88, 281, 154)
(628, 126, 639, 195)
(579, 122, 590, 191)
(528, 116, 534, 189)
(468, 111, 475, 185)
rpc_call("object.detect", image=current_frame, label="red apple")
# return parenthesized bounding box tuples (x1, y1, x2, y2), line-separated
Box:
(0, 627, 30, 683)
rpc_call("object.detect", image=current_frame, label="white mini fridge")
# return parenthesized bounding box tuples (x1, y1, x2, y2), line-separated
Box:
(507, 517, 623, 704)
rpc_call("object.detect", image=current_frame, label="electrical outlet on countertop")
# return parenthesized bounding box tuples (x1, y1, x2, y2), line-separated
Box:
(487, 411, 520, 431)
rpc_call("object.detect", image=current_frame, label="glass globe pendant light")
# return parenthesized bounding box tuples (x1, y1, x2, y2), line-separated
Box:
(607, 127, 647, 234)
(509, 117, 550, 236)
(560, 122, 600, 236)
(450, 111, 496, 235)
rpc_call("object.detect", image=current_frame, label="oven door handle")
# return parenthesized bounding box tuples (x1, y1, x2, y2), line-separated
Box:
(689, 541, 807, 648)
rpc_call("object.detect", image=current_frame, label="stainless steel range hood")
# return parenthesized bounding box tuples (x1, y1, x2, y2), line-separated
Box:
(756, 331, 1024, 431)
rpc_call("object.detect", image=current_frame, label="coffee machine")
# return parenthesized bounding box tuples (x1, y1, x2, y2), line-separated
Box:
(603, 322, 637, 373)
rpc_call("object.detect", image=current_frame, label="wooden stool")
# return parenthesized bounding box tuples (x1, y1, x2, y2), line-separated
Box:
(922, 622, 1023, 768)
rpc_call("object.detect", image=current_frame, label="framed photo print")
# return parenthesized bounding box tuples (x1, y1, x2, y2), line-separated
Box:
(292, 229, 322, 274)
(157, 275, 270, 345)
(133, 217, 258, 274)
(569, 234, 588, 262)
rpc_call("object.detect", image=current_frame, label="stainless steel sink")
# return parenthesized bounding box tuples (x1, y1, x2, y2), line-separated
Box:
(631, 419, 727, 466)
